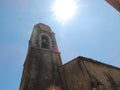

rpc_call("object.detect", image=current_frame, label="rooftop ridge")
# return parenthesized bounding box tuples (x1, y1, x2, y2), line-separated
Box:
(61, 56, 120, 70)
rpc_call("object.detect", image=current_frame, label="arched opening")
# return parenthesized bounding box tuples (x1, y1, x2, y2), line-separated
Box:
(41, 35, 50, 49)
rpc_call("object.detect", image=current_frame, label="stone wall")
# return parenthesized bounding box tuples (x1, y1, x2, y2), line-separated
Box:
(20, 47, 62, 90)
(59, 56, 120, 90)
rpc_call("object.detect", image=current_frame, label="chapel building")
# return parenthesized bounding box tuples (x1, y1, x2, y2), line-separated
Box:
(20, 23, 120, 90)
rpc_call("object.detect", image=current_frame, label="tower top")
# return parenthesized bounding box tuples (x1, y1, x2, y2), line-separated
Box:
(34, 23, 52, 32)
(30, 23, 59, 52)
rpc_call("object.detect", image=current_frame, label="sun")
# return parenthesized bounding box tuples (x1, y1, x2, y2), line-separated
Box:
(52, 0, 78, 24)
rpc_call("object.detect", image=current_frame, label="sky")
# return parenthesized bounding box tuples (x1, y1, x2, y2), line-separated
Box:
(0, 0, 120, 90)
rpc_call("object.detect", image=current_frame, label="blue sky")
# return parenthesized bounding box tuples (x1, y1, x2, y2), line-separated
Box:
(0, 0, 120, 90)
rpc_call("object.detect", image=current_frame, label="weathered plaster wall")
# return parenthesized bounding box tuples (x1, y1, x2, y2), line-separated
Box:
(59, 56, 120, 90)
(20, 23, 63, 90)
(20, 47, 62, 90)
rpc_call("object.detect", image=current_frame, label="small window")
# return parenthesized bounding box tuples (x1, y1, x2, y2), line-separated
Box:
(41, 35, 49, 49)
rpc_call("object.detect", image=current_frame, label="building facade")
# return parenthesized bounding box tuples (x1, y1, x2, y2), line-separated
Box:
(20, 23, 120, 90)
(19, 23, 62, 90)
(60, 56, 120, 90)
(106, 0, 120, 12)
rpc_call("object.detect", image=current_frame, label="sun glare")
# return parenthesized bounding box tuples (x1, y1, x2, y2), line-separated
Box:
(52, 0, 78, 24)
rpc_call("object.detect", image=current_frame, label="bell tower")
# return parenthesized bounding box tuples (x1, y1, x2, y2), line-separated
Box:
(20, 23, 62, 90)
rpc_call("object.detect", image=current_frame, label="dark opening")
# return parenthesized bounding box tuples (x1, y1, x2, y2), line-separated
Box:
(41, 35, 49, 49)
